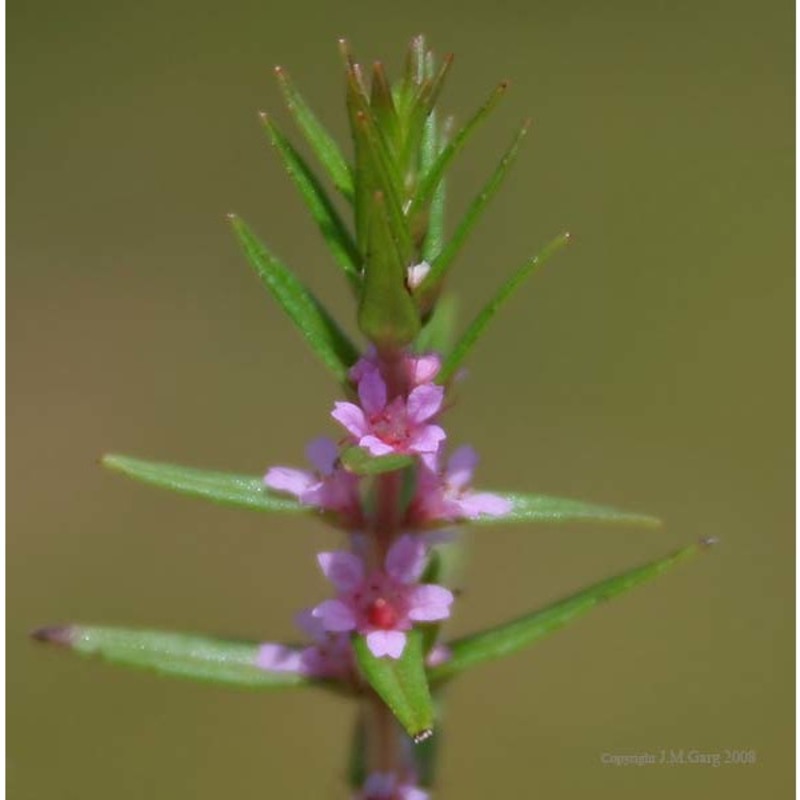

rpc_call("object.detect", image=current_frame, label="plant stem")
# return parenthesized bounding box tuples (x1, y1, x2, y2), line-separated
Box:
(362, 347, 410, 776)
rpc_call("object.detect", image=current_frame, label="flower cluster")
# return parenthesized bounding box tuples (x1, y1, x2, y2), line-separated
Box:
(261, 350, 510, 668)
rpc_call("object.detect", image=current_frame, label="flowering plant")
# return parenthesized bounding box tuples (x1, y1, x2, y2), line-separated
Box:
(34, 37, 712, 797)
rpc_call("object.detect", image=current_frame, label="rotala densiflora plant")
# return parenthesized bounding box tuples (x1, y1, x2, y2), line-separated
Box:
(34, 37, 715, 798)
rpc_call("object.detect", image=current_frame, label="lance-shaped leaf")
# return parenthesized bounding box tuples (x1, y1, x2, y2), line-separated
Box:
(438, 232, 570, 382)
(414, 294, 458, 354)
(340, 446, 414, 476)
(420, 120, 532, 300)
(32, 625, 317, 690)
(409, 82, 508, 220)
(349, 98, 411, 264)
(259, 113, 361, 290)
(401, 52, 454, 173)
(102, 454, 304, 513)
(428, 539, 716, 683)
(354, 628, 435, 741)
(357, 191, 420, 349)
(369, 61, 400, 156)
(471, 490, 661, 528)
(274, 66, 354, 202)
(229, 215, 359, 381)
(419, 110, 447, 263)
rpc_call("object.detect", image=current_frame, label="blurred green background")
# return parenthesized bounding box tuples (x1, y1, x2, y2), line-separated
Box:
(8, 0, 793, 797)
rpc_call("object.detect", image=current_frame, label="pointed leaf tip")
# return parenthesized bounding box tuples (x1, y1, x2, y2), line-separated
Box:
(439, 231, 571, 381)
(102, 454, 305, 513)
(353, 630, 435, 740)
(259, 114, 360, 288)
(467, 490, 660, 528)
(428, 540, 710, 684)
(32, 625, 75, 647)
(229, 215, 358, 380)
(35, 625, 318, 690)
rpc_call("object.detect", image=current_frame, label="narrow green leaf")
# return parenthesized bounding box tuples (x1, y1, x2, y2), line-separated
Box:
(102, 454, 303, 513)
(473, 490, 662, 528)
(398, 34, 427, 116)
(229, 215, 359, 381)
(419, 111, 447, 263)
(438, 232, 570, 382)
(340, 447, 414, 476)
(274, 66, 354, 202)
(409, 82, 508, 220)
(350, 95, 412, 264)
(357, 191, 420, 349)
(260, 114, 361, 290)
(353, 629, 435, 741)
(429, 539, 716, 683)
(369, 62, 400, 155)
(401, 52, 454, 172)
(414, 52, 454, 117)
(346, 67, 410, 263)
(33, 625, 314, 690)
(421, 120, 532, 297)
(414, 293, 458, 354)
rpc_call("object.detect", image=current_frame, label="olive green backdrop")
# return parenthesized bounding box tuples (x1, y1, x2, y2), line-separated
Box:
(9, 0, 793, 797)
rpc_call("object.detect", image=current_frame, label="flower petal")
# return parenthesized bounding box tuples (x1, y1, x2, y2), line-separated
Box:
(294, 608, 326, 641)
(366, 629, 407, 659)
(425, 643, 452, 668)
(446, 444, 479, 490)
(409, 353, 441, 385)
(263, 466, 315, 498)
(255, 643, 305, 673)
(385, 534, 428, 585)
(317, 551, 365, 591)
(406, 384, 444, 423)
(305, 436, 339, 475)
(312, 599, 357, 632)
(458, 491, 513, 518)
(407, 584, 454, 622)
(402, 788, 430, 800)
(409, 424, 446, 454)
(358, 368, 387, 416)
(348, 347, 377, 383)
(332, 401, 368, 438)
(359, 435, 396, 456)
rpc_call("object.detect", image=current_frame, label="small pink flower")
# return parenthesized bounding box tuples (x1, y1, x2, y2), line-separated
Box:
(311, 535, 453, 659)
(348, 348, 441, 388)
(295, 609, 354, 680)
(332, 370, 446, 458)
(255, 609, 354, 682)
(264, 437, 362, 525)
(408, 445, 513, 523)
(357, 772, 429, 800)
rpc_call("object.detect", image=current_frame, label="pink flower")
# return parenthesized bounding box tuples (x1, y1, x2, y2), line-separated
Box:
(408, 445, 512, 524)
(264, 437, 362, 525)
(311, 535, 453, 659)
(348, 348, 441, 388)
(357, 773, 429, 800)
(256, 610, 354, 682)
(332, 370, 446, 458)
